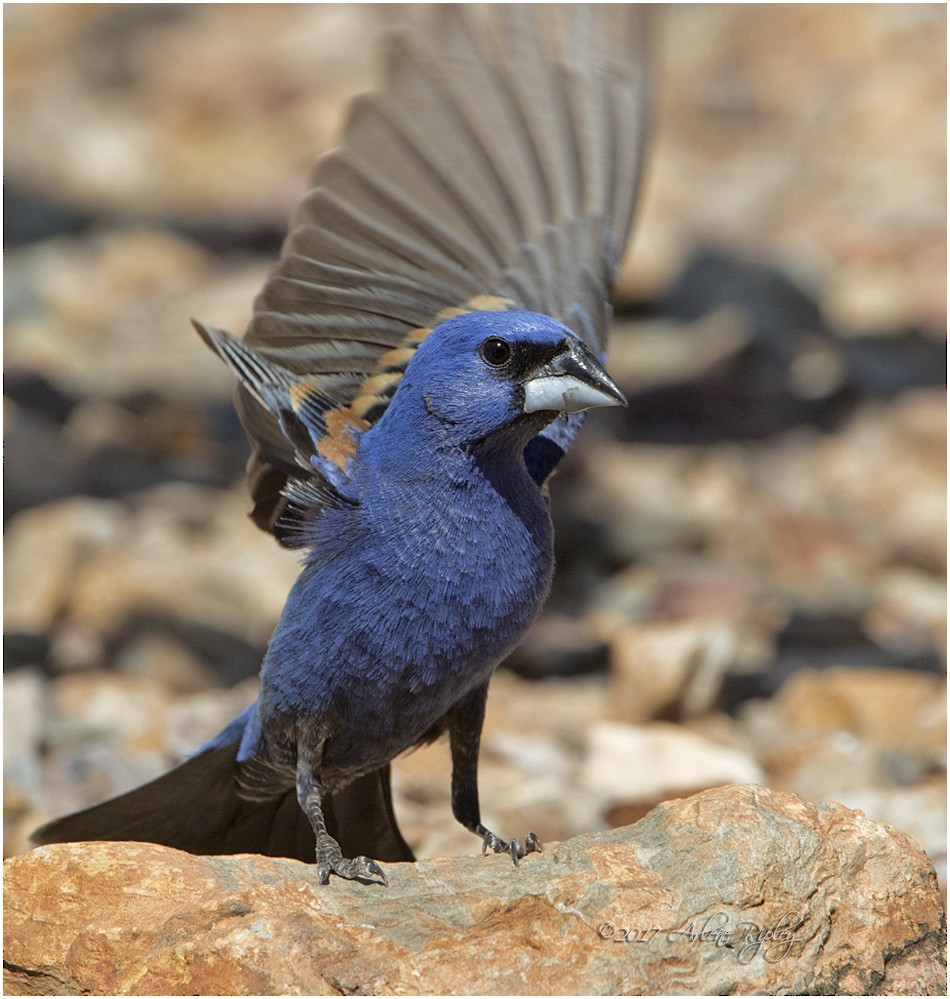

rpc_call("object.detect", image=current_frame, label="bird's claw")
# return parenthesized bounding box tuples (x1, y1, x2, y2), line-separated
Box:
(317, 853, 388, 886)
(525, 831, 542, 854)
(480, 828, 543, 866)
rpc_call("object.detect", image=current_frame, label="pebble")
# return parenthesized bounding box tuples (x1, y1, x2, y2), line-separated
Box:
(5, 229, 260, 399)
(580, 720, 764, 804)
(766, 667, 945, 754)
(4, 497, 120, 633)
(4, 486, 300, 654)
(609, 619, 745, 722)
(3, 670, 45, 799)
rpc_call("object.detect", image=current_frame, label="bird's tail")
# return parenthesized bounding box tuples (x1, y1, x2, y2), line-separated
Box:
(31, 708, 414, 865)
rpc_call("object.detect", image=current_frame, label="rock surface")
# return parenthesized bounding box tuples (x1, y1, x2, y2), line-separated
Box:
(4, 786, 945, 996)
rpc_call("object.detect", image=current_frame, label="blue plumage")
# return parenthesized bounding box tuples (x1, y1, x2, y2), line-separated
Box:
(229, 313, 621, 882)
(261, 315, 563, 750)
(33, 6, 650, 884)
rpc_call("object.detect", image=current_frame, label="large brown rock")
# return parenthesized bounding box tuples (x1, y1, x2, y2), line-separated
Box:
(4, 786, 944, 996)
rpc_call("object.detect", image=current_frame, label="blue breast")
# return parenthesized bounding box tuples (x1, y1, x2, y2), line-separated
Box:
(258, 443, 553, 774)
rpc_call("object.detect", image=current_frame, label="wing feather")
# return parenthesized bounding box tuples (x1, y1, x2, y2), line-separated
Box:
(198, 4, 651, 541)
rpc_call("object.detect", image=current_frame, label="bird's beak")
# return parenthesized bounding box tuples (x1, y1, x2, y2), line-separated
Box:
(522, 338, 627, 414)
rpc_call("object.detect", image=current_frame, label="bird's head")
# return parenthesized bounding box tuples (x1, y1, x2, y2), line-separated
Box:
(392, 310, 626, 447)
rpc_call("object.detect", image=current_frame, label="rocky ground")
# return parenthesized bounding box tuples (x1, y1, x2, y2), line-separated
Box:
(6, 787, 945, 995)
(4, 0, 946, 961)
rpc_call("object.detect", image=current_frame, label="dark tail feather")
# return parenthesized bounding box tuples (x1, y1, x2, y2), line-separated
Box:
(30, 744, 314, 861)
(32, 747, 414, 865)
(325, 764, 415, 862)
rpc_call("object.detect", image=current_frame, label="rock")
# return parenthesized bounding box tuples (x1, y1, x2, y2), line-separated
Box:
(3, 487, 299, 656)
(739, 667, 947, 880)
(579, 389, 945, 681)
(505, 611, 608, 678)
(10, 675, 261, 856)
(759, 390, 945, 576)
(3, 671, 45, 853)
(580, 720, 764, 804)
(392, 670, 615, 857)
(616, 5, 945, 332)
(4, 786, 945, 996)
(7, 5, 945, 335)
(745, 507, 880, 616)
(606, 309, 754, 393)
(865, 566, 948, 660)
(767, 667, 945, 755)
(112, 632, 218, 693)
(21, 675, 247, 823)
(610, 619, 748, 722)
(3, 498, 120, 634)
(829, 782, 947, 882)
(163, 679, 260, 762)
(27, 674, 178, 834)
(5, 228, 262, 400)
(578, 442, 746, 562)
(47, 674, 177, 757)
(742, 668, 946, 802)
(4, 5, 376, 222)
(71, 485, 298, 645)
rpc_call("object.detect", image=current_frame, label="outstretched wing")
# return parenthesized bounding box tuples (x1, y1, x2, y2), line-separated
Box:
(200, 4, 652, 543)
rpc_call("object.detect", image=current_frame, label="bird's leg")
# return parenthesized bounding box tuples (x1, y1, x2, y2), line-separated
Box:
(295, 755, 387, 886)
(447, 683, 542, 866)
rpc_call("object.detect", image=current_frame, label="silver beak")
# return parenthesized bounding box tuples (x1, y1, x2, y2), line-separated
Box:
(522, 337, 627, 414)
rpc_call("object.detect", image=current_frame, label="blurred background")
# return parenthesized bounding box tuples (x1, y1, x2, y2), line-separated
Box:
(4, 4, 946, 891)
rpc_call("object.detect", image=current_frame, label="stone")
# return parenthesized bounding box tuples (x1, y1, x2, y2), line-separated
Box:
(3, 498, 120, 634)
(760, 390, 945, 576)
(4, 229, 238, 400)
(163, 679, 259, 763)
(738, 667, 947, 882)
(865, 565, 948, 658)
(579, 442, 735, 561)
(580, 720, 764, 804)
(505, 611, 609, 678)
(768, 666, 945, 755)
(4, 5, 375, 221)
(743, 507, 880, 616)
(615, 6, 946, 332)
(830, 782, 947, 880)
(11, 676, 262, 857)
(3, 671, 45, 853)
(742, 667, 946, 803)
(4, 786, 945, 995)
(605, 309, 754, 392)
(610, 619, 746, 722)
(112, 632, 218, 693)
(390, 670, 614, 856)
(3, 486, 299, 653)
(48, 674, 175, 757)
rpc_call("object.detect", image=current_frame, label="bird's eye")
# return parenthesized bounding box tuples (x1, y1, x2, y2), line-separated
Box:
(480, 337, 512, 367)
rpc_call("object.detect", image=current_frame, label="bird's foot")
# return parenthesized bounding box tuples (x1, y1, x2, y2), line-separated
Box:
(316, 837, 387, 886)
(479, 828, 542, 866)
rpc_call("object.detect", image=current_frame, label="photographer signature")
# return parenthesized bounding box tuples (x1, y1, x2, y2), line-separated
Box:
(597, 910, 805, 964)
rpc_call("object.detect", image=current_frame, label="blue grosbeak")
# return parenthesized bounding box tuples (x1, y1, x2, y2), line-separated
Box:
(34, 5, 650, 885)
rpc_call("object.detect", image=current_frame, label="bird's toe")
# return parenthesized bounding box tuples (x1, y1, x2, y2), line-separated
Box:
(480, 828, 543, 866)
(324, 854, 388, 886)
(525, 831, 543, 854)
(315, 834, 388, 886)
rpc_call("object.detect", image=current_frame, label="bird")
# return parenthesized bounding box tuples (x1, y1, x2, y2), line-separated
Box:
(33, 4, 651, 885)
